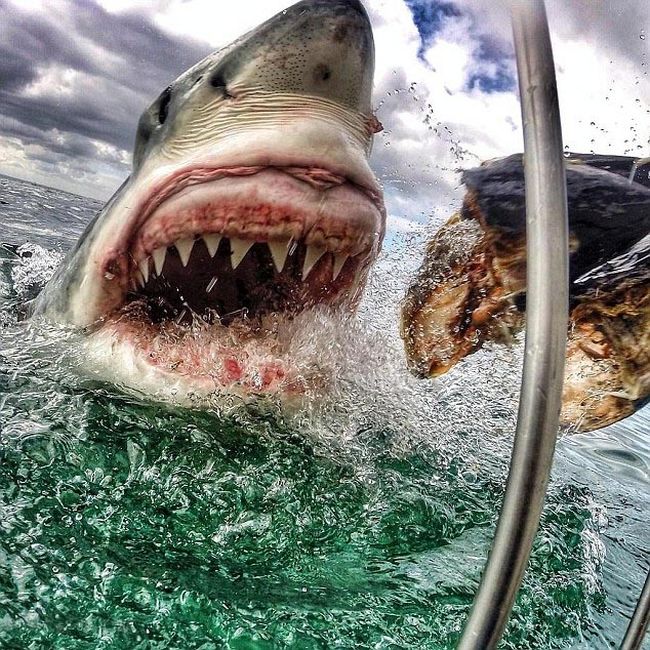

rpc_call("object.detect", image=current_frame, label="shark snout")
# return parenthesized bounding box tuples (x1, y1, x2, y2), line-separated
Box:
(312, 0, 374, 68)
(277, 0, 371, 31)
(132, 0, 377, 172)
(211, 0, 376, 113)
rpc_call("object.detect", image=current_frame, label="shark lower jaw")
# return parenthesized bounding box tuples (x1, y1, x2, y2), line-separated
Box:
(83, 164, 384, 396)
(85, 312, 329, 400)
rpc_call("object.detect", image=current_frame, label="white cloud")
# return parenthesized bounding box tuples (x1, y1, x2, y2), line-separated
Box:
(365, 0, 648, 233)
(151, 0, 292, 47)
(364, 0, 524, 226)
(554, 37, 649, 157)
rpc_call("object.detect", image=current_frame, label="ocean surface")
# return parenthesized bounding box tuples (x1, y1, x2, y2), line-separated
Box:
(0, 173, 648, 649)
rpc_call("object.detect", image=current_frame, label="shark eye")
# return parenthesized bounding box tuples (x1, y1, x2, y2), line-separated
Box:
(158, 86, 172, 125)
(210, 71, 233, 98)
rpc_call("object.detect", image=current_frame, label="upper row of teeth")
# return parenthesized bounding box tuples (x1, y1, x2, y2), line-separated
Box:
(133, 235, 352, 287)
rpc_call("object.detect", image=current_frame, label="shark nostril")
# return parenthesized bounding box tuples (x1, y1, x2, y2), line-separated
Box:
(313, 64, 332, 82)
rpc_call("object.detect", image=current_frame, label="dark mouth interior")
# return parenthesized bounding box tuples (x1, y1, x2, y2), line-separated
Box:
(127, 236, 359, 327)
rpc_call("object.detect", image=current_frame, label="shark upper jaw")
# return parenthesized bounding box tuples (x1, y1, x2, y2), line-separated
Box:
(92, 159, 384, 327)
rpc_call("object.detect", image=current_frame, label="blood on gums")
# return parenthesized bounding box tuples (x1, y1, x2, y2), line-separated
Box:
(223, 357, 243, 382)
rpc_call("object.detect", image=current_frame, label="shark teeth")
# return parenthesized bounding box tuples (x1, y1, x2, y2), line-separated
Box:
(152, 248, 166, 276)
(332, 254, 348, 281)
(203, 234, 222, 258)
(175, 238, 195, 267)
(230, 238, 255, 269)
(139, 258, 150, 284)
(268, 240, 291, 273)
(131, 234, 365, 311)
(302, 246, 327, 280)
(350, 260, 368, 296)
(136, 238, 356, 281)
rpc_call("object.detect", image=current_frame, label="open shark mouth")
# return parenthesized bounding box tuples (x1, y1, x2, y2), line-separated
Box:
(125, 166, 380, 326)
(88, 165, 385, 396)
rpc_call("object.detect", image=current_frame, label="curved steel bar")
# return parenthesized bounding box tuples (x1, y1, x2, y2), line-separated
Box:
(629, 157, 650, 184)
(620, 569, 650, 650)
(457, 1, 569, 648)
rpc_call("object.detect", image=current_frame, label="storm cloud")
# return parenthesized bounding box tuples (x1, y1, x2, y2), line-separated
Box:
(0, 0, 647, 220)
(0, 0, 212, 196)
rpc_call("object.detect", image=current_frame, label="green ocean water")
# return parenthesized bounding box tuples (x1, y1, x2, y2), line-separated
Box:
(0, 176, 648, 648)
(0, 376, 610, 649)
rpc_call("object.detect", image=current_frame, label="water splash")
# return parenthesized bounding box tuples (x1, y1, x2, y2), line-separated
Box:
(0, 224, 647, 648)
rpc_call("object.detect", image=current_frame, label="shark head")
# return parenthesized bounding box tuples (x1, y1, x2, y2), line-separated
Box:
(34, 0, 385, 399)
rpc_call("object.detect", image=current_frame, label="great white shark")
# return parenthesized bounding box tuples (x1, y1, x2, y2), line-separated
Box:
(31, 0, 386, 400)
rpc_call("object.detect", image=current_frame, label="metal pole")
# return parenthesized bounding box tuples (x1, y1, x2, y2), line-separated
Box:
(620, 569, 650, 650)
(457, 1, 569, 648)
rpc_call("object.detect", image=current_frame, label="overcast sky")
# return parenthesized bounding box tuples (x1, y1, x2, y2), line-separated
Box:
(0, 0, 648, 233)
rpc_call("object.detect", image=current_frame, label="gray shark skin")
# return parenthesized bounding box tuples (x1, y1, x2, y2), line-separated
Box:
(28, 0, 386, 399)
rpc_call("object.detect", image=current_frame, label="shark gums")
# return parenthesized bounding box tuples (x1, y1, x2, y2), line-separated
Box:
(32, 0, 386, 400)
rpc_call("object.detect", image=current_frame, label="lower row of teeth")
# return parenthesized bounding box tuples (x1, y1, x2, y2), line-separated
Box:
(130, 235, 354, 290)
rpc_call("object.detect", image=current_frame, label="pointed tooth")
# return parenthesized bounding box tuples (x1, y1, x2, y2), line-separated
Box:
(230, 238, 254, 269)
(139, 258, 150, 283)
(332, 253, 349, 281)
(175, 238, 195, 267)
(302, 246, 326, 280)
(135, 270, 145, 288)
(203, 234, 222, 258)
(151, 248, 166, 276)
(351, 261, 368, 294)
(206, 276, 218, 293)
(268, 240, 290, 273)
